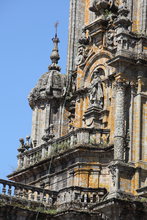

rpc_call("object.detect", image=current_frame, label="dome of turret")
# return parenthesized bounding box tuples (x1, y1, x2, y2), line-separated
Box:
(28, 33, 66, 109)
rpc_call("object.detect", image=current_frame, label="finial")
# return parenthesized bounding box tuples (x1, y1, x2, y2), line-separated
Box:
(55, 22, 59, 37)
(48, 22, 61, 71)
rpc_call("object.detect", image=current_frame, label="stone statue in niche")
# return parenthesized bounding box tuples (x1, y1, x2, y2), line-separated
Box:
(89, 71, 104, 108)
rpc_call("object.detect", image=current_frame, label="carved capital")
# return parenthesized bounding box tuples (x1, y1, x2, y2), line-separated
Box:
(114, 80, 126, 92)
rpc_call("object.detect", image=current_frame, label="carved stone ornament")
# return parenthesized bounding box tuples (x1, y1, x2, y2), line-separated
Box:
(18, 136, 33, 153)
(116, 80, 127, 91)
(109, 165, 116, 186)
(106, 30, 116, 49)
(89, 70, 104, 108)
(120, 0, 127, 8)
(69, 72, 77, 95)
(75, 45, 89, 66)
(114, 2, 132, 30)
(89, 0, 113, 15)
(78, 28, 89, 46)
(42, 124, 55, 142)
(89, 0, 118, 17)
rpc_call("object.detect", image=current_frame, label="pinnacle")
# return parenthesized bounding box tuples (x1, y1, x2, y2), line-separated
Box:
(48, 23, 61, 71)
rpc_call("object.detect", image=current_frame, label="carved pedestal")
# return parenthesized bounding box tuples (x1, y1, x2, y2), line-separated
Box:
(84, 106, 108, 128)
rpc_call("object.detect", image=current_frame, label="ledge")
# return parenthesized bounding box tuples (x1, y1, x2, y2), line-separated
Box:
(8, 144, 113, 179)
(137, 186, 147, 198)
(0, 194, 56, 217)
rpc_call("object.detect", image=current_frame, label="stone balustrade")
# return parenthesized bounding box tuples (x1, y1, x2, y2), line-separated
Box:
(0, 179, 57, 206)
(0, 179, 107, 212)
(17, 128, 110, 170)
(57, 186, 107, 210)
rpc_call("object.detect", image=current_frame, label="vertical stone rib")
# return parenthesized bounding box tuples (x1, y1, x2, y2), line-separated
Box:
(31, 107, 39, 144)
(141, 0, 147, 33)
(129, 84, 135, 161)
(67, 0, 76, 73)
(114, 81, 126, 161)
(128, 0, 133, 31)
(135, 73, 143, 161)
(66, 0, 85, 73)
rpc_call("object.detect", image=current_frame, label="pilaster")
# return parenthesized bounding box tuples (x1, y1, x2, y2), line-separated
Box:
(134, 72, 143, 161)
(67, 0, 85, 73)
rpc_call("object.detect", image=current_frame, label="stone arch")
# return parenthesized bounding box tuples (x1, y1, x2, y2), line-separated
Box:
(83, 51, 113, 81)
(91, 66, 105, 78)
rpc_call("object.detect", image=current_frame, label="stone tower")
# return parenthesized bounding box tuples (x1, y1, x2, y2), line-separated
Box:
(1, 0, 147, 219)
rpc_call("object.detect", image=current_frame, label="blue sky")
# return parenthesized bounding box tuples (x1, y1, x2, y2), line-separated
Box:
(0, 0, 69, 179)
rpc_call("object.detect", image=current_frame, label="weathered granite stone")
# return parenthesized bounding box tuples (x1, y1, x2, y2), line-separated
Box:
(1, 0, 147, 219)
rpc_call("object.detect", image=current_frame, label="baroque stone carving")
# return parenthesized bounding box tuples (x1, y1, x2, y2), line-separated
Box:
(120, 0, 127, 8)
(89, 0, 118, 17)
(75, 45, 90, 66)
(18, 136, 33, 153)
(42, 124, 55, 142)
(114, 3, 132, 30)
(75, 28, 89, 66)
(78, 28, 89, 46)
(89, 71, 104, 108)
(89, 0, 113, 16)
(106, 30, 117, 49)
(109, 165, 116, 186)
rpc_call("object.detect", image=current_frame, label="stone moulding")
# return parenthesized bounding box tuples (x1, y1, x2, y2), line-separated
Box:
(136, 186, 147, 198)
(17, 127, 111, 156)
(8, 144, 114, 183)
(91, 197, 147, 219)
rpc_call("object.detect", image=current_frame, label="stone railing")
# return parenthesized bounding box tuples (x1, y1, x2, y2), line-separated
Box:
(0, 179, 57, 206)
(57, 186, 107, 210)
(17, 128, 110, 170)
(0, 179, 107, 211)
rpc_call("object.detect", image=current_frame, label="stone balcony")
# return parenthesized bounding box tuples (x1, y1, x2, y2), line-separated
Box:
(57, 186, 107, 211)
(16, 128, 110, 170)
(0, 178, 57, 207)
(0, 179, 107, 213)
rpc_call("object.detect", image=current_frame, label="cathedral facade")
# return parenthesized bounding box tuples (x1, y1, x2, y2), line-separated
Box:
(0, 0, 147, 219)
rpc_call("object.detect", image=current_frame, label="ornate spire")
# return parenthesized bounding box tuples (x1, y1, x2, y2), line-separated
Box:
(48, 22, 61, 71)
(114, 1, 132, 30)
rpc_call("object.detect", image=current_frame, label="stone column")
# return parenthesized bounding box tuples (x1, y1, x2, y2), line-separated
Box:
(114, 81, 126, 161)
